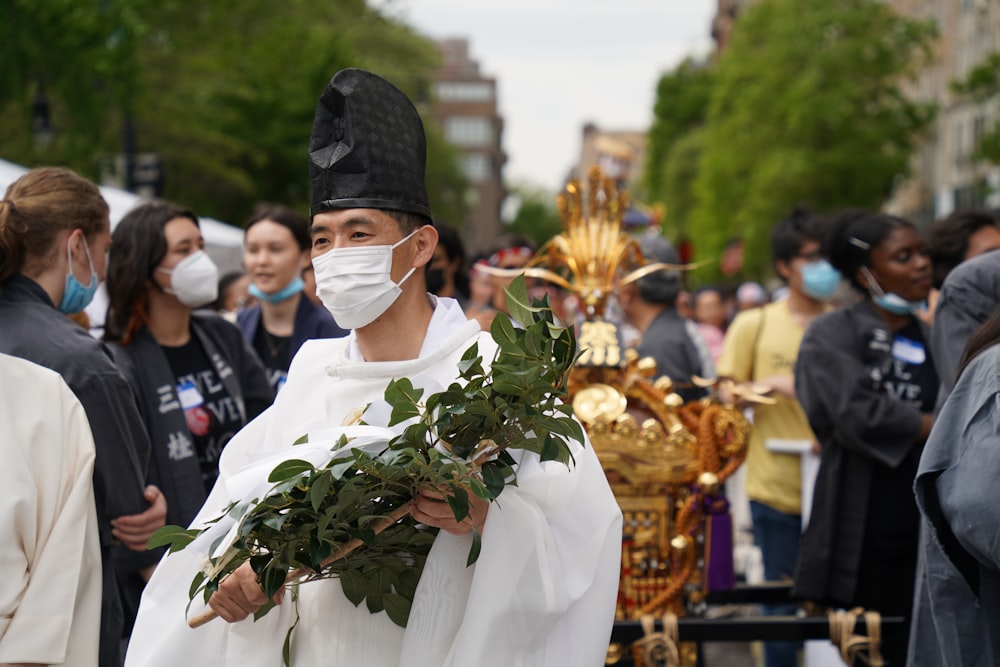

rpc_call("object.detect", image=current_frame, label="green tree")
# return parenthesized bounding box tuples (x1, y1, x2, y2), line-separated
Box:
(644, 59, 714, 205)
(689, 0, 936, 279)
(506, 185, 564, 248)
(952, 52, 1000, 164)
(0, 0, 468, 227)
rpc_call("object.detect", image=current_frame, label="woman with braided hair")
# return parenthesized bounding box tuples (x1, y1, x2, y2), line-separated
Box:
(793, 209, 936, 666)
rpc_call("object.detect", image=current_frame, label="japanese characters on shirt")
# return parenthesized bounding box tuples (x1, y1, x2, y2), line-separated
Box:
(159, 340, 244, 492)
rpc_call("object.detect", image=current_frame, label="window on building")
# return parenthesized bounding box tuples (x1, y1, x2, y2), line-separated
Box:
(436, 82, 494, 102)
(460, 153, 492, 182)
(444, 116, 494, 147)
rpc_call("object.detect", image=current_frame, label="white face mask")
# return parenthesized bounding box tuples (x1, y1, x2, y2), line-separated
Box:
(158, 250, 219, 307)
(312, 229, 418, 329)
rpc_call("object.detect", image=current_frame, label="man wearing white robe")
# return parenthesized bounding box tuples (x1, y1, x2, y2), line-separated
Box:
(125, 68, 622, 667)
(0, 354, 103, 667)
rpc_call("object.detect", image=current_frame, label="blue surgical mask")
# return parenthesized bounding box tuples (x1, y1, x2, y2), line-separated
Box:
(249, 276, 305, 304)
(800, 259, 841, 300)
(860, 266, 925, 315)
(59, 234, 99, 315)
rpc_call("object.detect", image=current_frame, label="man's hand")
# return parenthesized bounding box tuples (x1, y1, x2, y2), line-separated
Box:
(411, 486, 489, 536)
(208, 562, 283, 623)
(112, 485, 167, 551)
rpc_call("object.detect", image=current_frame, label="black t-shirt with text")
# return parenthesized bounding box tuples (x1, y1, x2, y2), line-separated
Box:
(162, 337, 244, 492)
(864, 319, 938, 556)
(252, 324, 291, 394)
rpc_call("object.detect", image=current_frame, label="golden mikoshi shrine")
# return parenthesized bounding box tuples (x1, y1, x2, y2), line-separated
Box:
(516, 166, 766, 666)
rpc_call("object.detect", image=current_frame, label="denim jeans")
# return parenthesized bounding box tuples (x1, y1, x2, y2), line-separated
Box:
(750, 500, 802, 667)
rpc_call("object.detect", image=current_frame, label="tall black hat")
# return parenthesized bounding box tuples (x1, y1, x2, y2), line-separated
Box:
(309, 68, 432, 220)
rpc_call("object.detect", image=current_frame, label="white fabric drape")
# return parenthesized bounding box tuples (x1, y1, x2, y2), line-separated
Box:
(127, 297, 622, 666)
(0, 354, 102, 667)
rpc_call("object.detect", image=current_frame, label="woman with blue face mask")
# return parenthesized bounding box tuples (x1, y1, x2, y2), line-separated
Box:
(237, 205, 347, 395)
(102, 200, 274, 634)
(793, 209, 936, 667)
(0, 167, 166, 667)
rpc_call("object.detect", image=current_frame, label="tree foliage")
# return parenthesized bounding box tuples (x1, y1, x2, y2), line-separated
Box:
(506, 185, 565, 248)
(686, 0, 936, 279)
(952, 51, 1000, 165)
(644, 59, 714, 207)
(0, 0, 469, 226)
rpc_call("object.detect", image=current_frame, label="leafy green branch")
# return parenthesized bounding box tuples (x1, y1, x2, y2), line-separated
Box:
(148, 276, 583, 650)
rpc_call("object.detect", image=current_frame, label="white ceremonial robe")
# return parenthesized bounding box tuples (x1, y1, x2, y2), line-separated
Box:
(0, 354, 102, 667)
(127, 297, 623, 667)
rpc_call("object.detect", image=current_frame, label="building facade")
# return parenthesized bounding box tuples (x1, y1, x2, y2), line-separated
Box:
(889, 0, 1000, 225)
(430, 38, 507, 255)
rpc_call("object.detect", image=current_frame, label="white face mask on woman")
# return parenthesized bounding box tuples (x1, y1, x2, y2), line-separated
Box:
(311, 229, 418, 329)
(158, 250, 219, 308)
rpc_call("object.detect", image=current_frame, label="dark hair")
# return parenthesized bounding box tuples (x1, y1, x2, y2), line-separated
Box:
(246, 204, 311, 251)
(823, 209, 914, 292)
(926, 209, 1000, 289)
(104, 200, 200, 343)
(637, 235, 681, 305)
(0, 167, 109, 284)
(210, 270, 247, 311)
(957, 304, 1000, 380)
(433, 220, 470, 298)
(387, 210, 431, 235)
(771, 206, 822, 278)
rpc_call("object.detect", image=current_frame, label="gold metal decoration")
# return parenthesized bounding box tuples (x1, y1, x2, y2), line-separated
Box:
(477, 165, 702, 319)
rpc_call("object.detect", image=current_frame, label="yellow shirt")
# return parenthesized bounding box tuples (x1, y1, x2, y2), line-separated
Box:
(717, 301, 817, 514)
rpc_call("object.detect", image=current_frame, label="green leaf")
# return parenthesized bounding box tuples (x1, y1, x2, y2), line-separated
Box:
(147, 524, 200, 552)
(540, 433, 568, 464)
(467, 529, 482, 567)
(188, 571, 206, 600)
(503, 274, 543, 326)
(446, 487, 470, 523)
(481, 462, 507, 499)
(339, 569, 366, 607)
(490, 310, 519, 346)
(268, 459, 315, 483)
(309, 472, 333, 511)
(253, 599, 277, 621)
(383, 593, 412, 627)
(292, 433, 309, 445)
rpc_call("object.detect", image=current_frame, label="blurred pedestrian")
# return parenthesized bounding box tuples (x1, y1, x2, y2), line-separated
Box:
(794, 210, 936, 666)
(923, 209, 1000, 323)
(693, 285, 727, 362)
(0, 167, 164, 667)
(736, 281, 769, 311)
(616, 235, 714, 401)
(212, 270, 252, 319)
(717, 208, 833, 667)
(237, 204, 346, 394)
(428, 221, 470, 307)
(103, 200, 273, 630)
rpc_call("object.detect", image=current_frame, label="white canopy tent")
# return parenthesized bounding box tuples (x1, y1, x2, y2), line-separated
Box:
(0, 157, 247, 333)
(0, 157, 245, 272)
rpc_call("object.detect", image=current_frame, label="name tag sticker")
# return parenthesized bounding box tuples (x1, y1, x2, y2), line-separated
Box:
(177, 380, 205, 410)
(891, 336, 926, 365)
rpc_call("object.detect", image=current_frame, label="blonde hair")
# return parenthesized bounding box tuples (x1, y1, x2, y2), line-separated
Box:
(0, 167, 109, 284)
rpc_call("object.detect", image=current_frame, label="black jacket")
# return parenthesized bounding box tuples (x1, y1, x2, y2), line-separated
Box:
(0, 274, 150, 667)
(236, 293, 347, 359)
(107, 312, 272, 629)
(793, 299, 935, 605)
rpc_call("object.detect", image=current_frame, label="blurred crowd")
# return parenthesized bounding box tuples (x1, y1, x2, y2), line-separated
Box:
(2, 163, 1000, 667)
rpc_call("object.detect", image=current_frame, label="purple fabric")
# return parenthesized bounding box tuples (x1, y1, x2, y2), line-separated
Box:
(703, 496, 735, 592)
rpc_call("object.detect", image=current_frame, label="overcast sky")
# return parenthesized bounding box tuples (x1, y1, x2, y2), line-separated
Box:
(383, 0, 715, 194)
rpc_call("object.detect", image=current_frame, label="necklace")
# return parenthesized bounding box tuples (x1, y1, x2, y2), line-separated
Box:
(262, 327, 290, 359)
